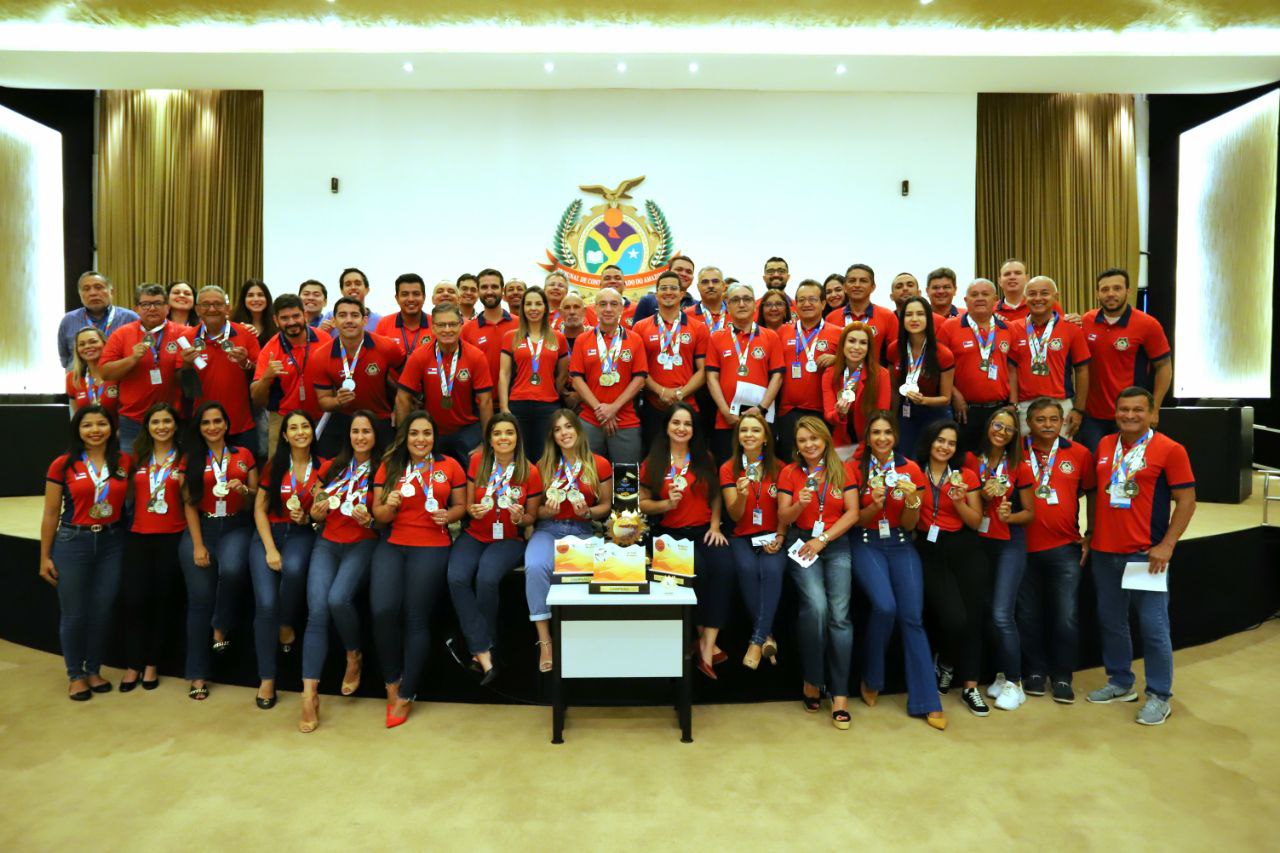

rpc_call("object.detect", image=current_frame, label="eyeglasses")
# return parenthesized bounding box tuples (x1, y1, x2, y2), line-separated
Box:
(197, 301, 226, 310)
(990, 422, 1016, 435)
(764, 267, 788, 275)
(795, 296, 822, 306)
(137, 301, 166, 309)
(727, 296, 754, 305)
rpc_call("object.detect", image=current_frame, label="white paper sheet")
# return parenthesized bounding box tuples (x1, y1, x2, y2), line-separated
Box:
(787, 537, 818, 568)
(1121, 560, 1169, 592)
(729, 380, 776, 423)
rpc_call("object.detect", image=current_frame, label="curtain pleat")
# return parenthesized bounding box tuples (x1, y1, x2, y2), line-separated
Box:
(975, 93, 1139, 313)
(96, 90, 262, 305)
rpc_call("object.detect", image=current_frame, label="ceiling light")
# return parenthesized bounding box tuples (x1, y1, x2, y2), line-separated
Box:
(835, 64, 847, 75)
(688, 61, 699, 73)
(920, 0, 935, 4)
(544, 61, 554, 73)
(402, 61, 414, 72)
(616, 61, 627, 73)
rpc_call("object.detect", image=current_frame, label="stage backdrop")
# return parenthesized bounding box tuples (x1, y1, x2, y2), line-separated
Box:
(262, 90, 977, 315)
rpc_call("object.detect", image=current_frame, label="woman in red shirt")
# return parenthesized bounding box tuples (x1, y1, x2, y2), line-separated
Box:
(248, 410, 322, 709)
(963, 405, 1036, 713)
(913, 418, 990, 717)
(720, 412, 785, 670)
(823, 273, 847, 313)
(119, 402, 184, 693)
(526, 409, 613, 672)
(887, 296, 955, 458)
(822, 322, 890, 456)
(777, 417, 860, 728)
(849, 410, 946, 730)
(66, 327, 120, 417)
(757, 289, 791, 333)
(446, 413, 543, 685)
(370, 409, 467, 727)
(39, 405, 131, 700)
(640, 403, 729, 678)
(179, 401, 258, 701)
(299, 409, 383, 732)
(499, 286, 569, 460)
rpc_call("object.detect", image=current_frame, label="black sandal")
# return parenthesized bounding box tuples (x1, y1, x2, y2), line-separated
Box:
(211, 639, 231, 654)
(803, 694, 822, 713)
(831, 709, 851, 730)
(188, 684, 210, 701)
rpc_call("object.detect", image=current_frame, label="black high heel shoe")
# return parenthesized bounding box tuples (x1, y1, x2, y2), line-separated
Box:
(141, 677, 160, 691)
(256, 694, 277, 710)
(119, 677, 140, 693)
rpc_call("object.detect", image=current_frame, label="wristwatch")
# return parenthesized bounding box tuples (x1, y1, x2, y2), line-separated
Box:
(674, 388, 684, 400)
(818, 533, 829, 544)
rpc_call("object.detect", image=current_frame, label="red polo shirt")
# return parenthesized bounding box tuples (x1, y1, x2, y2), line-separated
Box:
(885, 340, 956, 399)
(569, 326, 648, 429)
(462, 311, 518, 389)
(100, 320, 186, 421)
(374, 313, 433, 382)
(254, 327, 330, 419)
(719, 459, 781, 537)
(1093, 431, 1194, 554)
(777, 319, 843, 415)
(962, 451, 1034, 541)
(398, 341, 492, 435)
(465, 455, 544, 543)
(777, 462, 855, 531)
(633, 312, 708, 410)
(65, 372, 120, 417)
(685, 302, 729, 335)
(540, 453, 612, 522)
(260, 456, 324, 524)
(824, 303, 899, 355)
(129, 449, 185, 534)
(502, 329, 569, 404)
(47, 453, 132, 526)
(191, 445, 256, 516)
(640, 457, 713, 528)
(316, 457, 377, 543)
(374, 455, 466, 547)
(1024, 438, 1095, 553)
(1082, 306, 1171, 419)
(821, 364, 891, 447)
(917, 466, 980, 533)
(705, 324, 784, 429)
(183, 322, 261, 435)
(849, 453, 927, 530)
(1010, 313, 1091, 400)
(940, 313, 1016, 404)
(308, 332, 404, 421)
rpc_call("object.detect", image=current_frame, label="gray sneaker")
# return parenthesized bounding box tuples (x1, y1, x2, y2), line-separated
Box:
(1086, 683, 1139, 704)
(1136, 696, 1172, 726)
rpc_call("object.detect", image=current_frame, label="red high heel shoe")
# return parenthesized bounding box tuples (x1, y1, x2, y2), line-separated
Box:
(386, 700, 411, 729)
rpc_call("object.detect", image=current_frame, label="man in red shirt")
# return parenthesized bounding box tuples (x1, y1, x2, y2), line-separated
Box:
(685, 266, 730, 439)
(1085, 387, 1195, 726)
(706, 283, 785, 463)
(994, 258, 1032, 324)
(374, 273, 433, 375)
(310, 296, 404, 455)
(456, 273, 479, 322)
(1017, 397, 1096, 704)
(396, 303, 493, 468)
(1077, 268, 1173, 453)
(570, 287, 647, 463)
(774, 280, 841, 462)
(251, 293, 330, 457)
(1012, 276, 1091, 438)
(99, 282, 186, 453)
(179, 284, 261, 453)
(461, 268, 517, 387)
(940, 278, 1019, 454)
(926, 267, 961, 319)
(633, 271, 708, 447)
(825, 263, 898, 359)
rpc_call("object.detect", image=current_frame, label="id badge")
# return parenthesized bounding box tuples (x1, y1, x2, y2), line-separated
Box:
(663, 359, 674, 372)
(1046, 489, 1059, 505)
(791, 363, 802, 379)
(492, 522, 505, 539)
(298, 384, 306, 401)
(986, 362, 999, 381)
(214, 499, 227, 518)
(752, 507, 763, 527)
(902, 402, 912, 418)
(149, 368, 163, 385)
(927, 524, 940, 543)
(1108, 495, 1131, 510)
(811, 519, 825, 538)
(877, 518, 891, 539)
(978, 516, 991, 534)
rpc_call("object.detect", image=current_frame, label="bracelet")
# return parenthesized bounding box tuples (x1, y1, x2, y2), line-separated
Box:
(904, 497, 922, 510)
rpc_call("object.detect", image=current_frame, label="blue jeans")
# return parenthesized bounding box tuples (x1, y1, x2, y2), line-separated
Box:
(898, 404, 952, 461)
(1018, 543, 1083, 682)
(447, 531, 526, 655)
(729, 536, 785, 645)
(656, 524, 732, 629)
(370, 541, 451, 700)
(50, 525, 124, 680)
(247, 523, 314, 681)
(850, 528, 941, 715)
(302, 537, 376, 682)
(787, 528, 853, 696)
(525, 518, 594, 621)
(438, 421, 482, 473)
(509, 400, 560, 463)
(179, 516, 251, 680)
(118, 416, 143, 455)
(982, 527, 1027, 681)
(1091, 550, 1174, 700)
(1076, 413, 1112, 454)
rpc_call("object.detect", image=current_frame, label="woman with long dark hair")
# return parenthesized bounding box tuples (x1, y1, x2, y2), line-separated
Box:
(823, 274, 847, 312)
(524, 409, 613, 672)
(888, 295, 955, 457)
(499, 286, 570, 460)
(231, 279, 278, 346)
(66, 327, 120, 417)
(167, 281, 195, 327)
(179, 401, 258, 700)
(370, 409, 467, 727)
(639, 403, 728, 677)
(850, 410, 946, 730)
(963, 405, 1036, 713)
(299, 410, 383, 732)
(248, 410, 321, 709)
(914, 418, 991, 717)
(118, 402, 184, 692)
(822, 322, 890, 457)
(446, 413, 543, 684)
(39, 405, 130, 700)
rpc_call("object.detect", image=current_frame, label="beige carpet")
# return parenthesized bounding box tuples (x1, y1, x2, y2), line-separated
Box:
(2, 623, 1278, 851)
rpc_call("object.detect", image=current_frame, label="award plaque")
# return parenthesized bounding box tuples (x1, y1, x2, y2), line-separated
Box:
(551, 535, 596, 585)
(648, 534, 696, 587)
(590, 541, 649, 595)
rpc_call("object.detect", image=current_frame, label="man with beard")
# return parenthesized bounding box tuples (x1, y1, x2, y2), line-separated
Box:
(461, 268, 518, 387)
(890, 272, 920, 312)
(252, 293, 331, 457)
(310, 296, 404, 455)
(632, 254, 697, 326)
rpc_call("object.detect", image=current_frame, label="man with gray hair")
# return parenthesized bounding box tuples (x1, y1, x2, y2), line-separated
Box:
(99, 282, 183, 452)
(939, 278, 1019, 453)
(58, 271, 139, 369)
(569, 286, 648, 463)
(179, 284, 262, 452)
(1010, 276, 1091, 437)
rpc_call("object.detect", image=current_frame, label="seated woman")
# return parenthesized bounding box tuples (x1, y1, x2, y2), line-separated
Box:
(446, 413, 543, 685)
(639, 403, 728, 678)
(719, 412, 785, 670)
(370, 409, 467, 728)
(776, 416, 861, 729)
(849, 409, 947, 731)
(525, 409, 613, 673)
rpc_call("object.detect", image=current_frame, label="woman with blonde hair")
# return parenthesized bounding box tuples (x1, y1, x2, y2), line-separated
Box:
(66, 327, 119, 417)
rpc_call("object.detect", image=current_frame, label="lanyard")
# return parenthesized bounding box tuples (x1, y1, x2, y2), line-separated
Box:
(927, 465, 952, 519)
(554, 455, 583, 491)
(84, 372, 104, 405)
(793, 320, 822, 364)
(82, 453, 110, 503)
(978, 453, 1007, 485)
(596, 327, 623, 374)
(966, 315, 997, 362)
(86, 306, 115, 333)
(400, 318, 426, 359)
(1026, 438, 1060, 489)
(435, 345, 460, 398)
(288, 456, 314, 498)
(208, 449, 229, 487)
(279, 332, 311, 375)
(842, 365, 864, 393)
(1110, 430, 1152, 489)
(404, 458, 434, 498)
(1026, 313, 1058, 364)
(526, 333, 546, 376)
(148, 449, 176, 499)
(698, 303, 726, 332)
(740, 452, 764, 502)
(905, 341, 926, 384)
(804, 462, 827, 517)
(655, 313, 680, 357)
(731, 324, 758, 373)
(667, 453, 690, 484)
(144, 323, 166, 362)
(197, 323, 231, 349)
(484, 462, 515, 503)
(340, 338, 365, 381)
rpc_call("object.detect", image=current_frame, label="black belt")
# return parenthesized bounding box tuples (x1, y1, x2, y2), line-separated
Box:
(60, 521, 123, 533)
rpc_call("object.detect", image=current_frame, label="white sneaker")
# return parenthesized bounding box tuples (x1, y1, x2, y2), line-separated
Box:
(995, 681, 1026, 711)
(986, 673, 1007, 700)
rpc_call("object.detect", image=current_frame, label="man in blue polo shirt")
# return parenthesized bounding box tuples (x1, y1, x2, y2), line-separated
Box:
(58, 271, 139, 369)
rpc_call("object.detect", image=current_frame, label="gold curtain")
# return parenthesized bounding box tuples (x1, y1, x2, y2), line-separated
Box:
(96, 90, 262, 306)
(975, 93, 1139, 313)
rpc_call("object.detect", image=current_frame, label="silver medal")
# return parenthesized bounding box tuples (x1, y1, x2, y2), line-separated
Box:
(400, 483, 416, 498)
(340, 377, 357, 392)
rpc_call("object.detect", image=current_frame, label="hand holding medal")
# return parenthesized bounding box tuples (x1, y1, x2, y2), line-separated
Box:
(385, 487, 404, 510)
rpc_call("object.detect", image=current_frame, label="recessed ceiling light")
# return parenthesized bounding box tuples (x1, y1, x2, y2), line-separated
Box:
(920, 0, 934, 5)
(835, 64, 847, 75)
(616, 61, 627, 73)
(402, 61, 414, 73)
(688, 62, 699, 73)
(326, 0, 336, 4)
(544, 61, 555, 73)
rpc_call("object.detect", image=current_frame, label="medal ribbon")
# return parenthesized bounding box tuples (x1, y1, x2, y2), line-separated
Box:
(905, 341, 926, 385)
(554, 455, 583, 492)
(731, 323, 758, 374)
(699, 303, 725, 332)
(666, 453, 690, 486)
(435, 344, 460, 398)
(842, 365, 864, 395)
(1026, 437, 1060, 491)
(978, 453, 1007, 486)
(208, 449, 229, 491)
(145, 322, 167, 363)
(340, 337, 365, 383)
(484, 462, 516, 507)
(804, 461, 828, 519)
(82, 453, 110, 505)
(84, 371, 104, 405)
(288, 456, 314, 503)
(341, 459, 371, 505)
(655, 314, 680, 360)
(596, 327, 623, 376)
(526, 333, 545, 377)
(197, 322, 231, 349)
(148, 449, 176, 502)
(793, 320, 822, 366)
(1026, 313, 1058, 366)
(1109, 429, 1152, 494)
(87, 306, 115, 334)
(740, 452, 764, 503)
(966, 315, 997, 363)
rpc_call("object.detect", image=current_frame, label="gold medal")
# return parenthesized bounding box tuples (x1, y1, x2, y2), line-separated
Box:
(286, 495, 302, 511)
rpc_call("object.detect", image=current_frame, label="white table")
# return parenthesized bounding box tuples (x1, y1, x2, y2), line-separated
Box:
(547, 583, 697, 743)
